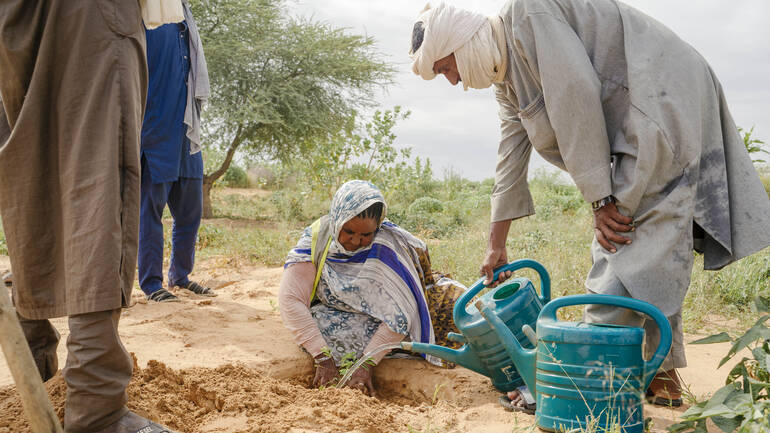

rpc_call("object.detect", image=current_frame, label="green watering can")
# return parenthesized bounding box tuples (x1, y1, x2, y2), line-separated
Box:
(401, 259, 550, 392)
(477, 294, 672, 433)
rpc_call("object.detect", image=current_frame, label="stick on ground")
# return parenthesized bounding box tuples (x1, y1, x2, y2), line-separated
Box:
(0, 287, 63, 433)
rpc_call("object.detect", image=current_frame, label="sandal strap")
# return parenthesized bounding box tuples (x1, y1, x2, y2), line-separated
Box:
(149, 289, 178, 302)
(186, 281, 213, 295)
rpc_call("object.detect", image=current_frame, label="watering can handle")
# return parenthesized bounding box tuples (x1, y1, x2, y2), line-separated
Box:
(540, 294, 672, 390)
(453, 259, 551, 324)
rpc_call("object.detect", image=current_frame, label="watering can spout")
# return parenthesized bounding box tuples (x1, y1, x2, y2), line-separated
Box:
(475, 300, 537, 395)
(400, 341, 487, 376)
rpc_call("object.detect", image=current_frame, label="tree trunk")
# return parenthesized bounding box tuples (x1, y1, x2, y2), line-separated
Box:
(202, 178, 216, 219)
(201, 125, 245, 219)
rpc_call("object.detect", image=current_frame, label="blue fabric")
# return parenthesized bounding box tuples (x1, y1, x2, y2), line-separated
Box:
(138, 159, 203, 295)
(142, 21, 203, 183)
(324, 243, 432, 344)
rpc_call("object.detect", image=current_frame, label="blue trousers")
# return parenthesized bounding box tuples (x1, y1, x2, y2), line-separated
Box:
(138, 162, 202, 296)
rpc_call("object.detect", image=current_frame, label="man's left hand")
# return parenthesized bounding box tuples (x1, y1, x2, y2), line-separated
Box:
(593, 202, 634, 253)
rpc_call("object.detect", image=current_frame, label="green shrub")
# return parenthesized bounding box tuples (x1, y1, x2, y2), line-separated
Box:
(408, 197, 444, 214)
(762, 174, 769, 197)
(213, 193, 265, 220)
(529, 171, 585, 220)
(196, 224, 225, 250)
(221, 164, 250, 188)
(671, 295, 770, 433)
(269, 190, 306, 222)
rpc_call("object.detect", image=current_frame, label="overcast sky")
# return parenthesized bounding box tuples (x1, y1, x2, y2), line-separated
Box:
(289, 0, 770, 181)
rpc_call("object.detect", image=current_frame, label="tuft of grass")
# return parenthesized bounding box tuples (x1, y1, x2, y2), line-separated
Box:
(407, 382, 453, 433)
(0, 218, 7, 256)
(759, 168, 770, 197)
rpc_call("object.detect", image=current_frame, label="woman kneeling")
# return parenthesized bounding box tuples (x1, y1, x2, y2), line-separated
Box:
(279, 180, 463, 396)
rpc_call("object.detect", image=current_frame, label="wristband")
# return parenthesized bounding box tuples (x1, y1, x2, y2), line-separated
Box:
(591, 195, 615, 211)
(314, 355, 332, 365)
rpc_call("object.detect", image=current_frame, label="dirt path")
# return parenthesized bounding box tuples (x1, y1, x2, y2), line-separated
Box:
(0, 255, 742, 432)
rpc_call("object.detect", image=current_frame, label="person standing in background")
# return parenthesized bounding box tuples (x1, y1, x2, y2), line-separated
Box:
(138, 0, 214, 303)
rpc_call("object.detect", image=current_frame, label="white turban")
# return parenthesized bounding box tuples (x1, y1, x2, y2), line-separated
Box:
(410, 3, 508, 90)
(140, 0, 185, 30)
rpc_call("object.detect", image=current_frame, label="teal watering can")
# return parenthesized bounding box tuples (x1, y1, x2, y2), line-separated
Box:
(477, 294, 671, 433)
(401, 259, 550, 392)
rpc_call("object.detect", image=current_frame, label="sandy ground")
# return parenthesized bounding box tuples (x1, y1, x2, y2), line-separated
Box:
(0, 254, 744, 432)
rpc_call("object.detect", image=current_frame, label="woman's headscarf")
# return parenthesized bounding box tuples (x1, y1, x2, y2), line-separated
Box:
(328, 180, 388, 253)
(410, 2, 508, 90)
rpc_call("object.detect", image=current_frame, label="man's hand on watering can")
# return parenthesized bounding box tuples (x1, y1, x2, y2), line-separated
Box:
(313, 354, 338, 388)
(346, 365, 375, 396)
(481, 220, 514, 287)
(592, 200, 634, 253)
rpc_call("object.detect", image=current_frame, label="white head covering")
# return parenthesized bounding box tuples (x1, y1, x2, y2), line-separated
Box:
(410, 2, 508, 90)
(140, 0, 185, 30)
(328, 180, 387, 254)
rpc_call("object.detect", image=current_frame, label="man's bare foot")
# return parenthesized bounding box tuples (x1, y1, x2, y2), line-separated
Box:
(499, 388, 536, 414)
(507, 390, 527, 406)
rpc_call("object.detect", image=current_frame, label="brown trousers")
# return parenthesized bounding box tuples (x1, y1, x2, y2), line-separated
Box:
(19, 309, 133, 433)
(0, 0, 146, 319)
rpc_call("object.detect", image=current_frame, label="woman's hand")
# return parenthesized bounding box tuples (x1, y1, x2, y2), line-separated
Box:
(312, 355, 338, 388)
(593, 202, 634, 253)
(346, 365, 375, 397)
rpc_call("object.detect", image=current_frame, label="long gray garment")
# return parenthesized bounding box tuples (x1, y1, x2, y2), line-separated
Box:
(491, 0, 770, 316)
(0, 0, 147, 319)
(182, 0, 211, 154)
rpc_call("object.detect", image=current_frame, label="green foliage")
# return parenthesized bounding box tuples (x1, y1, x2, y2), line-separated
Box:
(409, 197, 445, 214)
(212, 193, 265, 220)
(269, 190, 307, 222)
(740, 126, 769, 165)
(759, 167, 770, 197)
(0, 218, 6, 256)
(196, 224, 225, 250)
(689, 253, 770, 313)
(319, 347, 375, 387)
(192, 0, 394, 216)
(529, 170, 586, 220)
(670, 298, 770, 432)
(336, 351, 375, 381)
(221, 164, 250, 188)
(290, 106, 428, 199)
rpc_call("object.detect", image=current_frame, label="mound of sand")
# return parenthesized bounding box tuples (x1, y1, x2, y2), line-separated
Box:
(0, 255, 744, 432)
(1, 359, 430, 433)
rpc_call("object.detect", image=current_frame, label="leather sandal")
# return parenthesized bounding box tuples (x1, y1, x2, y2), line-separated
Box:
(182, 281, 217, 297)
(148, 288, 180, 303)
(646, 369, 682, 407)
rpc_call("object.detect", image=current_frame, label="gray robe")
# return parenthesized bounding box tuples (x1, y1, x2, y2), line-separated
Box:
(491, 0, 770, 316)
(0, 0, 147, 319)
